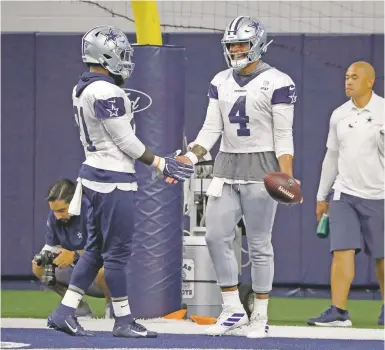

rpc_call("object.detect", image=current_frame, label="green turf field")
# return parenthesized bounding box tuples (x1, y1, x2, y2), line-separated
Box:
(1, 290, 383, 329)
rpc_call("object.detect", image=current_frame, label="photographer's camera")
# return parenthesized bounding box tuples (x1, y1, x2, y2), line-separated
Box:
(34, 251, 58, 286)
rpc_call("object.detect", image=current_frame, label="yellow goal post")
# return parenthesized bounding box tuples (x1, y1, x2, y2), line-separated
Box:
(131, 0, 162, 45)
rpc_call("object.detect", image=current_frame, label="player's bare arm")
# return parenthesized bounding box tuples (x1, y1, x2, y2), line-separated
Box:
(137, 148, 156, 165)
(277, 154, 293, 177)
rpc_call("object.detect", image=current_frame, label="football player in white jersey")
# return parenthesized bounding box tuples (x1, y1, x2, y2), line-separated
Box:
(47, 25, 194, 338)
(176, 16, 299, 338)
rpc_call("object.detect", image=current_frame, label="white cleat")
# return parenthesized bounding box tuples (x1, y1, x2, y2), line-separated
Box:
(246, 314, 269, 338)
(205, 305, 248, 336)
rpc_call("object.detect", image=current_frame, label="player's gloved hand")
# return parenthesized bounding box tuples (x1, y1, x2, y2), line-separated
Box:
(152, 150, 194, 184)
(53, 248, 75, 268)
(316, 201, 329, 221)
(161, 154, 194, 184)
(163, 155, 194, 182)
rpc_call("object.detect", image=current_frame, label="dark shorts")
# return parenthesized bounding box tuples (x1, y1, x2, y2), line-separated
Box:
(329, 192, 384, 258)
(83, 187, 135, 267)
(55, 265, 104, 298)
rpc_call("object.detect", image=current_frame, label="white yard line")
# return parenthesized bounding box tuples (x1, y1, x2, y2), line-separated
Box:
(2, 348, 278, 350)
(1, 318, 384, 340)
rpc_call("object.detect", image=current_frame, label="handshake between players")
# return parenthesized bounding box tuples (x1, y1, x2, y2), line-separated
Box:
(153, 150, 195, 184)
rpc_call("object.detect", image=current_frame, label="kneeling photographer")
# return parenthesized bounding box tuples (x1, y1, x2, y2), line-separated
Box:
(32, 179, 112, 318)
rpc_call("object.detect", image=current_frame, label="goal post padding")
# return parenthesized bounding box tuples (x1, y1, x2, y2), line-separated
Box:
(124, 45, 187, 318)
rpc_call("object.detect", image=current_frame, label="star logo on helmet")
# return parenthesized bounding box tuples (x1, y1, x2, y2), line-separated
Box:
(103, 28, 120, 44)
(248, 21, 260, 32)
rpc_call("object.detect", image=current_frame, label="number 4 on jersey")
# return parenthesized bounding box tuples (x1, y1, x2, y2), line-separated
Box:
(228, 96, 250, 137)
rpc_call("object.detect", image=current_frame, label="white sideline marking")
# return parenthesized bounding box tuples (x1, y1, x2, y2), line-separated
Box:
(1, 318, 384, 340)
(3, 348, 278, 350)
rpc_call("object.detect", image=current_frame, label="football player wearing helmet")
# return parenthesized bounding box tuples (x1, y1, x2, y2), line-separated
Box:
(47, 25, 194, 338)
(176, 17, 299, 338)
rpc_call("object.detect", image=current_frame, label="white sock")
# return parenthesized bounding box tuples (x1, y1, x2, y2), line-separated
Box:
(62, 290, 83, 309)
(112, 298, 131, 317)
(221, 290, 243, 307)
(253, 298, 268, 317)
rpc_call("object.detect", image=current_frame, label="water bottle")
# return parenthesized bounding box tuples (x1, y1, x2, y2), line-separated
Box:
(317, 213, 329, 239)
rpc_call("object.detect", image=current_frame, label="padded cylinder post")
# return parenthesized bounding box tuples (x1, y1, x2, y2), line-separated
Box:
(124, 45, 187, 317)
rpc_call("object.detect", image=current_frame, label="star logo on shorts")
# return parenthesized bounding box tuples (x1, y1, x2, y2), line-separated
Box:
(77, 232, 83, 239)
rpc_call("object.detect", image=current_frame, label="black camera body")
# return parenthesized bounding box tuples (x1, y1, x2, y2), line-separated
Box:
(34, 250, 58, 286)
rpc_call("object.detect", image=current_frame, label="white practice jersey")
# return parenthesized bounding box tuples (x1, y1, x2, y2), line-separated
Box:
(72, 78, 140, 174)
(195, 67, 297, 155)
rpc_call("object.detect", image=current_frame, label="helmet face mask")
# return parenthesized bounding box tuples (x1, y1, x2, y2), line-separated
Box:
(82, 26, 135, 80)
(221, 17, 272, 71)
(223, 40, 252, 70)
(113, 46, 134, 79)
